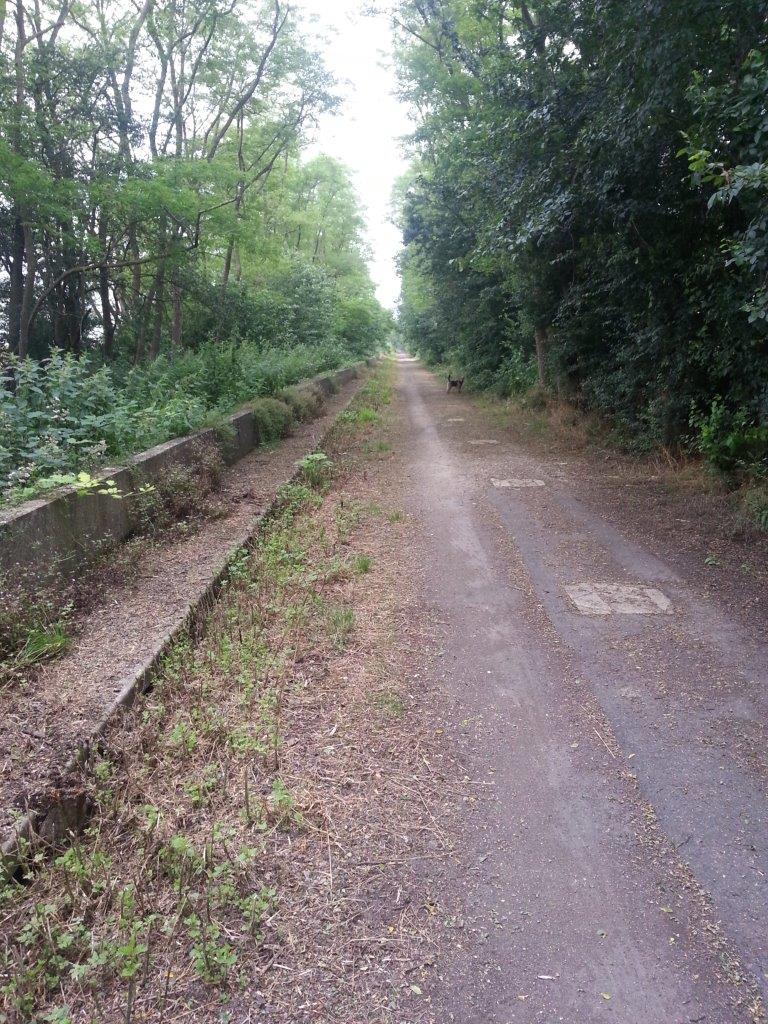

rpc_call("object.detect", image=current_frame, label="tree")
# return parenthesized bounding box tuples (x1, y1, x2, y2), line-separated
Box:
(394, 0, 768, 447)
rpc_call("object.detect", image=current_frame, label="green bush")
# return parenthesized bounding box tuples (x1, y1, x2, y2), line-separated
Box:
(277, 385, 322, 422)
(691, 399, 768, 477)
(251, 398, 294, 443)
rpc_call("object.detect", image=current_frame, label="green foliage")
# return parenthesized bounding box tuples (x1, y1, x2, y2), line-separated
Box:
(14, 621, 70, 670)
(0, 0, 390, 504)
(0, 344, 349, 505)
(251, 397, 294, 444)
(743, 487, 768, 532)
(691, 399, 768, 478)
(394, 0, 768, 465)
(352, 554, 372, 575)
(296, 452, 333, 489)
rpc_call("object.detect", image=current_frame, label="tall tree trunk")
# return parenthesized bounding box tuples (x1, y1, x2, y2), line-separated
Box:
(534, 325, 549, 388)
(134, 282, 155, 364)
(98, 216, 115, 359)
(149, 262, 165, 359)
(18, 221, 38, 358)
(221, 238, 235, 292)
(171, 266, 182, 347)
(7, 215, 24, 354)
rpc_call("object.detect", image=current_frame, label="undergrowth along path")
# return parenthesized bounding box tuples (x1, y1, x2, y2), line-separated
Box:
(0, 364, 452, 1024)
(0, 372, 366, 852)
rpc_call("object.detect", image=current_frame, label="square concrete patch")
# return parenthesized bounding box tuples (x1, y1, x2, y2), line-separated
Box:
(565, 583, 672, 615)
(492, 478, 545, 489)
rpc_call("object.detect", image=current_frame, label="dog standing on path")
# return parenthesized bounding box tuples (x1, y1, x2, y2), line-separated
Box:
(447, 375, 464, 393)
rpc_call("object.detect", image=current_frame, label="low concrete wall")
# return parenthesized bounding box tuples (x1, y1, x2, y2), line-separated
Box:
(0, 361, 370, 593)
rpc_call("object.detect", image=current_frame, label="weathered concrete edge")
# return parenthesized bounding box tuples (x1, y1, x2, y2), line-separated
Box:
(0, 361, 376, 871)
(0, 359, 376, 589)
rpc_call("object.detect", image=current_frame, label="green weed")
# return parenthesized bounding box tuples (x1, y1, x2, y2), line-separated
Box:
(296, 451, 333, 489)
(743, 486, 768, 532)
(14, 620, 70, 669)
(353, 554, 372, 575)
(369, 691, 406, 718)
(326, 605, 355, 648)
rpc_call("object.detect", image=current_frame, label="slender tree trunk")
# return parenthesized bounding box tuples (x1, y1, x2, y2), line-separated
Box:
(8, 216, 24, 354)
(221, 238, 235, 291)
(149, 262, 165, 359)
(129, 231, 142, 307)
(18, 221, 38, 358)
(535, 325, 549, 388)
(171, 266, 182, 347)
(134, 282, 155, 364)
(98, 217, 115, 359)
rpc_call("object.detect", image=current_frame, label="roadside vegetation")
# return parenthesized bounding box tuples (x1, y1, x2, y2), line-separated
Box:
(0, 364, 440, 1023)
(393, 1, 768, 507)
(0, 2, 391, 505)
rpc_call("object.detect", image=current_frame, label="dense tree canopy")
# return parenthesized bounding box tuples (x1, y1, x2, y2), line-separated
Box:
(0, 1, 392, 500)
(394, 0, 768, 467)
(0, 0, 388, 363)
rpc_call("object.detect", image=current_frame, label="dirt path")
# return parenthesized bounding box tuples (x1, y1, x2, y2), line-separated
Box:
(391, 356, 767, 1022)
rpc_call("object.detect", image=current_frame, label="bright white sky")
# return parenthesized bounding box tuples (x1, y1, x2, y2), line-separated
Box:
(296, 1, 410, 310)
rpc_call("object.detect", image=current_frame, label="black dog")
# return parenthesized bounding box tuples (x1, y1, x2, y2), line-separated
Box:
(447, 375, 464, 393)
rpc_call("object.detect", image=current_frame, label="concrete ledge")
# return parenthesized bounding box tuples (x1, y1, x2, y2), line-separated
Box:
(0, 363, 366, 593)
(0, 366, 370, 872)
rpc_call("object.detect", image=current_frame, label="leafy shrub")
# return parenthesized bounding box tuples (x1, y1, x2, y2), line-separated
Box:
(251, 398, 293, 444)
(277, 385, 322, 422)
(691, 399, 768, 477)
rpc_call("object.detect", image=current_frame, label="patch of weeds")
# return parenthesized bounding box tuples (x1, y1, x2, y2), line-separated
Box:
(186, 916, 238, 983)
(14, 619, 70, 670)
(0, 572, 70, 667)
(352, 553, 372, 575)
(168, 719, 198, 755)
(134, 442, 224, 535)
(704, 553, 721, 568)
(743, 485, 768, 532)
(183, 764, 221, 809)
(320, 555, 351, 584)
(387, 509, 405, 523)
(357, 376, 392, 410)
(341, 406, 379, 427)
(369, 690, 406, 718)
(326, 604, 355, 649)
(273, 481, 322, 517)
(268, 777, 303, 828)
(296, 452, 333, 490)
(333, 498, 369, 542)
